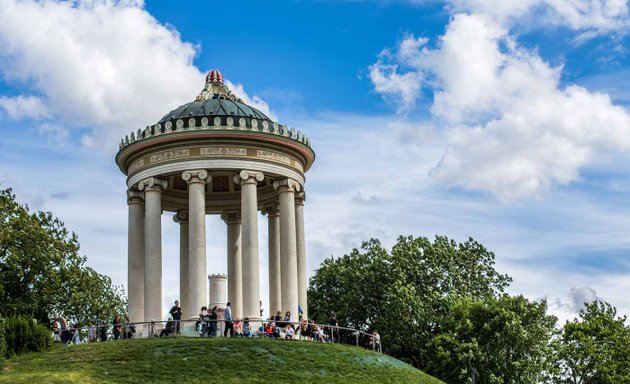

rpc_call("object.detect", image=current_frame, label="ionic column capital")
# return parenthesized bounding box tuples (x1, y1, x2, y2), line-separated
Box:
(138, 177, 168, 192)
(127, 189, 144, 205)
(234, 170, 264, 185)
(273, 178, 301, 193)
(295, 192, 306, 206)
(182, 169, 211, 184)
(173, 209, 189, 224)
(221, 211, 241, 224)
(262, 203, 279, 217)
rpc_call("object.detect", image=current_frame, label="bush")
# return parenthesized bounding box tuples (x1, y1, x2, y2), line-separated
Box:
(4, 315, 52, 357)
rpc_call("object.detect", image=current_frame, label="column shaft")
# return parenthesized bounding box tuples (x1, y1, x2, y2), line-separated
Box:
(295, 193, 307, 320)
(238, 171, 263, 319)
(276, 179, 299, 319)
(140, 178, 166, 322)
(127, 191, 144, 323)
(174, 211, 189, 319)
(267, 207, 281, 315)
(184, 170, 209, 320)
(224, 213, 243, 320)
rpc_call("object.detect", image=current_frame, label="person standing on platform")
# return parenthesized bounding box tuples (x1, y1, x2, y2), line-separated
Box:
(223, 302, 234, 337)
(53, 315, 70, 344)
(169, 300, 182, 334)
(112, 314, 122, 340)
(328, 312, 340, 343)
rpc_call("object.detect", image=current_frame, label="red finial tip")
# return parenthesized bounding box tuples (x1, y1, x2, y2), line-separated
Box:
(206, 69, 224, 84)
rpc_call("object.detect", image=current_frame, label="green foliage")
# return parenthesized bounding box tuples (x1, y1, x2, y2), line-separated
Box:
(552, 301, 630, 384)
(0, 188, 126, 326)
(425, 295, 557, 384)
(308, 236, 561, 383)
(3, 315, 52, 357)
(308, 236, 512, 367)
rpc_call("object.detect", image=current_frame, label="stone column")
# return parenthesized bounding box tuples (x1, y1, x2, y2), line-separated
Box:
(295, 192, 307, 320)
(127, 190, 145, 324)
(221, 212, 242, 320)
(138, 177, 167, 322)
(173, 210, 189, 319)
(274, 178, 300, 319)
(183, 170, 210, 320)
(235, 170, 264, 320)
(208, 274, 228, 310)
(263, 204, 281, 316)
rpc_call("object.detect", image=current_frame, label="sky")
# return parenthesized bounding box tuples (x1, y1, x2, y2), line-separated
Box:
(1, 0, 630, 324)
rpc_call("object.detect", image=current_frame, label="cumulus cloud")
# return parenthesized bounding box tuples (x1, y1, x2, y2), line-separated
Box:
(226, 81, 278, 122)
(369, 41, 426, 112)
(449, 0, 630, 36)
(552, 286, 600, 315)
(0, 0, 276, 151)
(37, 123, 70, 145)
(0, 0, 203, 149)
(371, 11, 630, 200)
(0, 95, 49, 120)
(568, 286, 599, 311)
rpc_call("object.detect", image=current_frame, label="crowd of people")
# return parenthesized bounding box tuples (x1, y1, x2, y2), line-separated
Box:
(52, 314, 136, 345)
(50, 300, 380, 351)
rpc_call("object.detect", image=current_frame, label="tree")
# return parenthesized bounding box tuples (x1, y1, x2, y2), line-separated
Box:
(552, 301, 630, 384)
(0, 187, 126, 325)
(308, 235, 513, 367)
(425, 295, 557, 384)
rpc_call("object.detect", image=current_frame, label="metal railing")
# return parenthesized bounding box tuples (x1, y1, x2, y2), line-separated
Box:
(53, 319, 382, 353)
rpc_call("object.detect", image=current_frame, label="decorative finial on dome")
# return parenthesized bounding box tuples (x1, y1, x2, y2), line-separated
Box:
(196, 68, 242, 102)
(206, 69, 224, 85)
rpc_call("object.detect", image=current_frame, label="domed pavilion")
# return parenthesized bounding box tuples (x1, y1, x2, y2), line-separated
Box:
(115, 70, 315, 325)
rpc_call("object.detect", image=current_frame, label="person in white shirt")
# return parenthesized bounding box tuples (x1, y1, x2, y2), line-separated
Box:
(223, 302, 234, 337)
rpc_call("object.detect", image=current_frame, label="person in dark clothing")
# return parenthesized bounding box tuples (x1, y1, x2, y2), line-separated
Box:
(160, 317, 175, 337)
(209, 306, 218, 337)
(112, 314, 122, 341)
(98, 321, 108, 341)
(274, 311, 284, 328)
(54, 315, 70, 344)
(328, 312, 340, 343)
(169, 300, 182, 334)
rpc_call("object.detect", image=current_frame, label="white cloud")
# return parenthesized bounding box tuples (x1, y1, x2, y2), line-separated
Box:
(0, 95, 49, 120)
(547, 0, 630, 36)
(0, 0, 203, 150)
(369, 55, 424, 112)
(226, 81, 278, 122)
(371, 13, 630, 200)
(37, 123, 70, 145)
(449, 0, 630, 36)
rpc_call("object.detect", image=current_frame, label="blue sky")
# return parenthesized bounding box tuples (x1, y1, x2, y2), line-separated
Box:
(1, 0, 630, 322)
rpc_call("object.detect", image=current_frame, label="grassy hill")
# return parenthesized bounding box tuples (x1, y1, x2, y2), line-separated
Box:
(0, 338, 443, 384)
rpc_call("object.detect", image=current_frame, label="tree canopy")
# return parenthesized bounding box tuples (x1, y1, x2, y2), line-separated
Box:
(0, 187, 126, 325)
(308, 235, 554, 383)
(552, 301, 630, 384)
(426, 295, 556, 384)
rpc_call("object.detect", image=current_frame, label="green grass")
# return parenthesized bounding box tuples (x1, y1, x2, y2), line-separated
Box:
(0, 337, 443, 384)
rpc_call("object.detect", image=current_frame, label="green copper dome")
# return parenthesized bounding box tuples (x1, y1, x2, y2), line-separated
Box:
(158, 97, 272, 125)
(158, 69, 273, 128)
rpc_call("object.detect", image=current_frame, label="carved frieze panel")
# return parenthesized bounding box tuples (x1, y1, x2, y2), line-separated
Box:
(150, 149, 190, 163)
(128, 145, 305, 176)
(201, 146, 247, 156)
